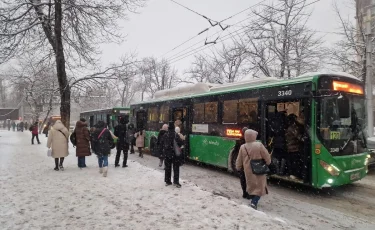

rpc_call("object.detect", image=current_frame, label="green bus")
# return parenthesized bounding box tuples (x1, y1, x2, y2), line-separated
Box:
(80, 107, 130, 131)
(130, 72, 370, 188)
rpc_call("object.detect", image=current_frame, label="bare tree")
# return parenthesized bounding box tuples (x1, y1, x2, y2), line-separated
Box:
(243, 0, 324, 78)
(140, 57, 177, 98)
(0, 0, 145, 127)
(185, 54, 216, 83)
(329, 0, 367, 80)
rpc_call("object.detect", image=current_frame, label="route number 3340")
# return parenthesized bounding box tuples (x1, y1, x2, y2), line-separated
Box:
(278, 90, 292, 96)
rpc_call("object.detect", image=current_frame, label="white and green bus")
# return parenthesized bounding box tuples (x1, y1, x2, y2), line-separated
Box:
(130, 72, 370, 188)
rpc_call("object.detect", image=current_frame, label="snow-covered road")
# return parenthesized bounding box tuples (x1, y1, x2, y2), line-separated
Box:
(1, 130, 303, 230)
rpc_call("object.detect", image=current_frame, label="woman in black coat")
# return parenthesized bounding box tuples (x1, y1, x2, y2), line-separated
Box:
(157, 124, 169, 167)
(162, 121, 183, 188)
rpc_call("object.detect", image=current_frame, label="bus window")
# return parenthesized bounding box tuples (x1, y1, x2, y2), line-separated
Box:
(148, 107, 159, 122)
(238, 98, 258, 124)
(159, 105, 169, 123)
(223, 100, 238, 123)
(193, 103, 205, 123)
(205, 102, 218, 123)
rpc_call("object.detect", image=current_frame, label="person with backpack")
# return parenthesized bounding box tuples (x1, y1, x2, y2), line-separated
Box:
(162, 121, 184, 188)
(73, 118, 91, 169)
(91, 121, 114, 177)
(47, 120, 70, 171)
(114, 117, 129, 168)
(30, 122, 41, 145)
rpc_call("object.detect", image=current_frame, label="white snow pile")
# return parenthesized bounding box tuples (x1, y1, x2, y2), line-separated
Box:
(0, 131, 301, 230)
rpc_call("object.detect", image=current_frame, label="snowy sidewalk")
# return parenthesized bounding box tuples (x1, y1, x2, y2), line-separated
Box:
(0, 130, 300, 230)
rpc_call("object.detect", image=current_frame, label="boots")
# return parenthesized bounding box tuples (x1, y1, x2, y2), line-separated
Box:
(159, 159, 163, 167)
(103, 167, 108, 177)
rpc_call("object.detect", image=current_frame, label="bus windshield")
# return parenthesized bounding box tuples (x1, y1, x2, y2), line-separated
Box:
(319, 94, 367, 156)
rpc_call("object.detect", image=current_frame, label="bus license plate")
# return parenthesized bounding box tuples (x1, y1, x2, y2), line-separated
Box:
(350, 172, 360, 180)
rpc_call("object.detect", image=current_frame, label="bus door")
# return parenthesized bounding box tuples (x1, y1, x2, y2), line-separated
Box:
(265, 99, 309, 183)
(172, 106, 190, 157)
(89, 116, 94, 128)
(136, 109, 147, 131)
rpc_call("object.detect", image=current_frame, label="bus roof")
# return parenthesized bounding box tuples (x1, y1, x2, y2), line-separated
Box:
(131, 72, 360, 106)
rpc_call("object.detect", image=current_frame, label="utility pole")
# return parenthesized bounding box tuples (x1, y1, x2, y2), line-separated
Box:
(365, 8, 374, 137)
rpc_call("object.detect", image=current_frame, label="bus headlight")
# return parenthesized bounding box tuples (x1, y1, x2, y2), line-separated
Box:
(320, 160, 340, 176)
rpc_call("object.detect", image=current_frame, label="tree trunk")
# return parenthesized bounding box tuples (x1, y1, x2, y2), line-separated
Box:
(54, 0, 70, 128)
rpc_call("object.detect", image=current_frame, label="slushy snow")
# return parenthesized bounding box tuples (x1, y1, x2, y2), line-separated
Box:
(0, 130, 301, 230)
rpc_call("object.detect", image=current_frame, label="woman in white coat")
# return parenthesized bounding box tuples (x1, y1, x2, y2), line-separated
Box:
(47, 120, 70, 171)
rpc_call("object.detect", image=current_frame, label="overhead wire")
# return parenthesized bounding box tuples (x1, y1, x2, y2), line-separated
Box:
(161, 0, 270, 59)
(166, 0, 323, 64)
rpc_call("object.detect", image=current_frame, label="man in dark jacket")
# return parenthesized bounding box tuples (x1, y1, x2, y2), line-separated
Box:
(162, 121, 183, 188)
(75, 118, 91, 168)
(285, 114, 304, 179)
(91, 121, 114, 177)
(114, 117, 129, 167)
(19, 121, 24, 132)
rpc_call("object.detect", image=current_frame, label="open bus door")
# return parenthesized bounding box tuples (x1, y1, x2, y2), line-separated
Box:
(265, 99, 311, 184)
(172, 106, 190, 159)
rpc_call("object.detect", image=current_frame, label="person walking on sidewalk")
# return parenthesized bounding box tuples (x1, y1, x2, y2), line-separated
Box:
(157, 124, 168, 167)
(128, 123, 136, 154)
(75, 118, 91, 168)
(91, 121, 114, 177)
(162, 121, 183, 188)
(114, 117, 129, 168)
(30, 122, 41, 145)
(135, 128, 145, 158)
(47, 120, 70, 171)
(236, 129, 271, 210)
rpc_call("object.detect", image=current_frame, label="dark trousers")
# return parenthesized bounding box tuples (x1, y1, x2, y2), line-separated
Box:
(115, 149, 128, 166)
(164, 157, 180, 184)
(32, 134, 40, 144)
(55, 157, 65, 168)
(287, 152, 303, 178)
(78, 157, 86, 168)
(239, 170, 248, 195)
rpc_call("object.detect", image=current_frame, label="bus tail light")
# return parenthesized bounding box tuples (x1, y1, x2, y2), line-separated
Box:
(319, 160, 340, 176)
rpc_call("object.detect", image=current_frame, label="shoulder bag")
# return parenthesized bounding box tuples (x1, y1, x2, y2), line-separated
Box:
(244, 144, 270, 175)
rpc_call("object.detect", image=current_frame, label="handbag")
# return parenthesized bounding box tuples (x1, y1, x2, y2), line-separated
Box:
(47, 148, 52, 157)
(244, 145, 270, 175)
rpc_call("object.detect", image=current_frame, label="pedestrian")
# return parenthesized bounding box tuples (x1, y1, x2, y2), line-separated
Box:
(175, 126, 186, 165)
(135, 128, 145, 158)
(128, 123, 135, 154)
(75, 118, 91, 169)
(11, 121, 16, 131)
(162, 121, 183, 188)
(157, 124, 168, 167)
(19, 121, 24, 132)
(236, 129, 271, 210)
(24, 122, 28, 131)
(91, 121, 114, 177)
(285, 114, 304, 180)
(114, 117, 129, 168)
(270, 111, 288, 175)
(47, 120, 69, 171)
(43, 122, 50, 137)
(232, 127, 250, 199)
(16, 123, 19, 131)
(30, 122, 41, 145)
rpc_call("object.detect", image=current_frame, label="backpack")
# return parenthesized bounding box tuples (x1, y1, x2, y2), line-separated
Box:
(29, 125, 34, 132)
(70, 131, 77, 146)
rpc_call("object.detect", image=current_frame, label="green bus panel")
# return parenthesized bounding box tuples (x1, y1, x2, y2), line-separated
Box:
(145, 131, 158, 149)
(189, 135, 235, 168)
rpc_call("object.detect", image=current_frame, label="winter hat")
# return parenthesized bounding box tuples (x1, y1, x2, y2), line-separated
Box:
(168, 121, 175, 130)
(161, 124, 168, 131)
(241, 127, 249, 135)
(96, 120, 105, 128)
(244, 129, 258, 143)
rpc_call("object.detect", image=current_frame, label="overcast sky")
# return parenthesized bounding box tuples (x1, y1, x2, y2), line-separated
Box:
(100, 0, 354, 73)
